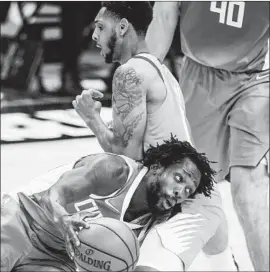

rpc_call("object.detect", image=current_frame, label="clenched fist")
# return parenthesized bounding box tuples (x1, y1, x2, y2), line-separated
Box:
(72, 89, 104, 125)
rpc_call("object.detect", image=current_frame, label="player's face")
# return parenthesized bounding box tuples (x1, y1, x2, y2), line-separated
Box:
(92, 8, 119, 63)
(147, 157, 201, 212)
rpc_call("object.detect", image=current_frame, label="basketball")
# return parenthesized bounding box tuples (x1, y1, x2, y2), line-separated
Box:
(74, 217, 140, 272)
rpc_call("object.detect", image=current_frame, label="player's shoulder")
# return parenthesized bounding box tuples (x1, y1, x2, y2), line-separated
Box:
(76, 153, 130, 188)
(113, 61, 145, 84)
(119, 57, 158, 79)
(126, 57, 155, 75)
(95, 153, 130, 185)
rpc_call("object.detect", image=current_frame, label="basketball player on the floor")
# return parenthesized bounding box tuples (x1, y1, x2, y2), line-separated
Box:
(145, 1, 269, 271)
(1, 137, 216, 272)
(73, 2, 235, 271)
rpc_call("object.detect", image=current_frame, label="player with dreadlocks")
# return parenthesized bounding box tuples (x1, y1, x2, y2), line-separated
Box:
(1, 136, 216, 271)
(141, 134, 216, 199)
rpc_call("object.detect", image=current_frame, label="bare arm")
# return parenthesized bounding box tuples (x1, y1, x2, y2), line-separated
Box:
(146, 2, 180, 62)
(41, 167, 96, 224)
(83, 105, 115, 153)
(41, 155, 127, 223)
(39, 155, 128, 257)
(73, 66, 147, 160)
(111, 65, 147, 160)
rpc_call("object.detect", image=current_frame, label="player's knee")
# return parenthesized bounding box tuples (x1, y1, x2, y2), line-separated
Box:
(230, 165, 268, 213)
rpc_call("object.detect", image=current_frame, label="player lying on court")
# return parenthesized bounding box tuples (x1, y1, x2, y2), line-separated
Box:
(72, 2, 236, 271)
(1, 136, 216, 272)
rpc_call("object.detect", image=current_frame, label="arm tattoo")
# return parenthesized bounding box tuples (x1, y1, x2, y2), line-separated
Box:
(112, 67, 144, 121)
(113, 112, 144, 147)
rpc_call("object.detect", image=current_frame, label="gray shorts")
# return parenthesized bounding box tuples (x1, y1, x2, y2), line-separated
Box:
(180, 57, 269, 180)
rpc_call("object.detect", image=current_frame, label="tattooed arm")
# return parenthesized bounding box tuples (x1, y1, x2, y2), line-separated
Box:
(73, 65, 147, 159)
(110, 65, 147, 160)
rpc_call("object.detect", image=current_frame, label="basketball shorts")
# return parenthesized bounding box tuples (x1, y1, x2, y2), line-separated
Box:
(137, 184, 225, 270)
(1, 193, 75, 271)
(179, 57, 269, 181)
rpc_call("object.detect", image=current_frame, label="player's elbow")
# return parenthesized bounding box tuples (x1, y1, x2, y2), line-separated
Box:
(146, 6, 178, 61)
(152, 2, 179, 24)
(113, 143, 143, 161)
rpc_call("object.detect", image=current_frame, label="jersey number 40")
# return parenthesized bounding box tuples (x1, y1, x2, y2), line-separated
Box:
(210, 1, 245, 28)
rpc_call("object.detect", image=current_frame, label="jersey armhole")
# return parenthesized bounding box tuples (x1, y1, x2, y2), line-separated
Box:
(132, 55, 164, 82)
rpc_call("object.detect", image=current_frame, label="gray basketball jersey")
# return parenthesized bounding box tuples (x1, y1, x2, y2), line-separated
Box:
(180, 1, 269, 72)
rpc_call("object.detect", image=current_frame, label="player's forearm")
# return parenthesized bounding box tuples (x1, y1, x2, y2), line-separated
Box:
(86, 114, 125, 154)
(146, 2, 180, 62)
(85, 114, 114, 152)
(40, 188, 70, 225)
(87, 115, 142, 158)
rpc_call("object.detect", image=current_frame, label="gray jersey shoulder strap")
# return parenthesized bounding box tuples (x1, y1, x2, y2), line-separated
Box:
(133, 54, 164, 82)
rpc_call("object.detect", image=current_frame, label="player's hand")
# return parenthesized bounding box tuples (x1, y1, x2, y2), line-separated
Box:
(72, 89, 104, 125)
(59, 211, 100, 260)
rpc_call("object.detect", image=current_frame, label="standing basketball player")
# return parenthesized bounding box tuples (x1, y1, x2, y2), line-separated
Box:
(1, 137, 215, 271)
(73, 2, 236, 271)
(146, 1, 269, 271)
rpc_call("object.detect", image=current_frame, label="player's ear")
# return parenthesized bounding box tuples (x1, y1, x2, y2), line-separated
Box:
(119, 18, 129, 36)
(150, 163, 163, 174)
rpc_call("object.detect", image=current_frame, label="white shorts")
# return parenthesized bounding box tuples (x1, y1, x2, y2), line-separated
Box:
(137, 184, 225, 270)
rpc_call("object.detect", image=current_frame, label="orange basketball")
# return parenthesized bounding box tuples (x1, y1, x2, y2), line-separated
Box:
(74, 217, 140, 272)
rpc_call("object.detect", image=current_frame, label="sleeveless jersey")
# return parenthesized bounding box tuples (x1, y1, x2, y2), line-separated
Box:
(65, 155, 149, 225)
(180, 1, 269, 72)
(133, 53, 193, 151)
(15, 153, 150, 236)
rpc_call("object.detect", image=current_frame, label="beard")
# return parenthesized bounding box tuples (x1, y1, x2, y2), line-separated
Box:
(146, 178, 164, 214)
(104, 30, 117, 63)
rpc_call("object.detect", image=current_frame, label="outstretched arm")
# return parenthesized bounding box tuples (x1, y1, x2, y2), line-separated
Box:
(40, 154, 128, 257)
(146, 2, 180, 62)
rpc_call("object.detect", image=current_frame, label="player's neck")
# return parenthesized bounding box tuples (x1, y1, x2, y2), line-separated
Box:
(119, 38, 149, 64)
(127, 179, 149, 214)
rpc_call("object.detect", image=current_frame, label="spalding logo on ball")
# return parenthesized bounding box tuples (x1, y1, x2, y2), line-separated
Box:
(74, 246, 113, 271)
(74, 217, 140, 272)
